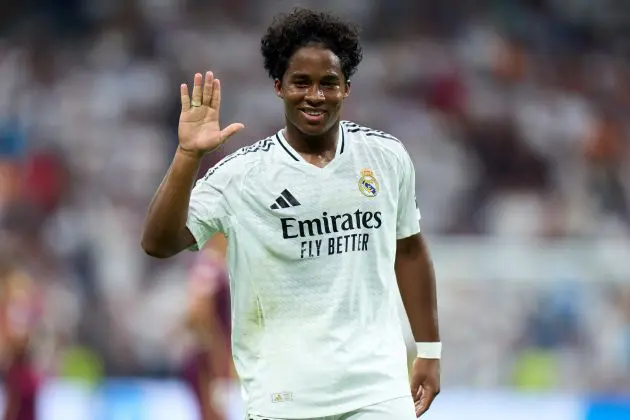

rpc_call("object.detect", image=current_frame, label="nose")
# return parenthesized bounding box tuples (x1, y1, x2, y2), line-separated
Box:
(305, 85, 325, 103)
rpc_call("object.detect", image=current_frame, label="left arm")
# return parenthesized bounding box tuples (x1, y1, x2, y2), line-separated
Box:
(395, 233, 439, 344)
(393, 144, 441, 417)
(396, 234, 441, 418)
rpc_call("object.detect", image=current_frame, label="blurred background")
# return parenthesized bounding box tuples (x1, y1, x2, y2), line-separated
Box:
(0, 0, 630, 419)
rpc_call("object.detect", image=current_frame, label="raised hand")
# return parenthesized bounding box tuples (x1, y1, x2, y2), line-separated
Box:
(178, 71, 244, 158)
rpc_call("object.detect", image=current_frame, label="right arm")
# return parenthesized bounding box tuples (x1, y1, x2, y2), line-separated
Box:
(141, 71, 243, 258)
(140, 149, 202, 258)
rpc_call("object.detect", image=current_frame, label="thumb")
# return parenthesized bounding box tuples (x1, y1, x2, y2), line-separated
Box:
(221, 123, 245, 142)
(410, 378, 421, 402)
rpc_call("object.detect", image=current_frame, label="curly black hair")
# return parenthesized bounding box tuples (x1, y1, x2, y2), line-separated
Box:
(260, 8, 363, 81)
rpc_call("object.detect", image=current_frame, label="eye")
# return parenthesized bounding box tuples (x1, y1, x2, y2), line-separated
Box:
(320, 78, 341, 89)
(292, 79, 310, 88)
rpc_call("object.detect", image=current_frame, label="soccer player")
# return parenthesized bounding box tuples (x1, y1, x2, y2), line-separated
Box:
(142, 8, 441, 419)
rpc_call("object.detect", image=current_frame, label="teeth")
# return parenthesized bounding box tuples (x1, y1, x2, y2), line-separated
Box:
(304, 110, 323, 116)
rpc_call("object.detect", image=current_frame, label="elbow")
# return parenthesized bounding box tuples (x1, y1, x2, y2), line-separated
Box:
(141, 235, 175, 259)
(141, 224, 193, 258)
(143, 248, 172, 259)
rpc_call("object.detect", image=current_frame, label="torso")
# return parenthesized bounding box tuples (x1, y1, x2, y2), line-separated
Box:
(189, 121, 419, 418)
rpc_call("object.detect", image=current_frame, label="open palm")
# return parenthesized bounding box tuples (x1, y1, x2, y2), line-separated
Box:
(178, 71, 244, 157)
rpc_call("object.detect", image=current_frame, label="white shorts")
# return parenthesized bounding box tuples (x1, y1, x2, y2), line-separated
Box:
(247, 395, 416, 420)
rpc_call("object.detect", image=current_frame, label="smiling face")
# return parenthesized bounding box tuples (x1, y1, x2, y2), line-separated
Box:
(274, 44, 350, 138)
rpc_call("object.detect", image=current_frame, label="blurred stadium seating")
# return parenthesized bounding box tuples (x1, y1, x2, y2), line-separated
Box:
(0, 0, 629, 418)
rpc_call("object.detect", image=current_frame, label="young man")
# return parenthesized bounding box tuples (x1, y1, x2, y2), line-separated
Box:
(142, 8, 441, 419)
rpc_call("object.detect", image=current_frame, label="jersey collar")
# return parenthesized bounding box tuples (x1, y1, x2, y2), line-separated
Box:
(275, 123, 346, 165)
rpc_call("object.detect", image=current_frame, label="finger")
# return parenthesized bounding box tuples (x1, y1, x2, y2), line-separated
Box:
(417, 386, 438, 416)
(412, 386, 422, 416)
(180, 83, 191, 111)
(220, 123, 245, 143)
(202, 71, 214, 106)
(191, 73, 203, 107)
(410, 382, 420, 403)
(415, 400, 422, 417)
(412, 391, 420, 404)
(210, 79, 221, 109)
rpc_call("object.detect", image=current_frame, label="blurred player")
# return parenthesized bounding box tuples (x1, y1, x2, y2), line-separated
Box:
(142, 8, 440, 419)
(181, 234, 232, 420)
(0, 265, 42, 420)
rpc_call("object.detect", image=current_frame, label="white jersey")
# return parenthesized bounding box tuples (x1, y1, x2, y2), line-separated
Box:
(186, 120, 421, 418)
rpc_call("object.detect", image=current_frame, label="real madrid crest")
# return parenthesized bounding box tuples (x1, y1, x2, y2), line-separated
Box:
(358, 168, 379, 197)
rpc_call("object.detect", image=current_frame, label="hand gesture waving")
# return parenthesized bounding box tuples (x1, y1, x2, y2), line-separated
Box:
(178, 72, 244, 158)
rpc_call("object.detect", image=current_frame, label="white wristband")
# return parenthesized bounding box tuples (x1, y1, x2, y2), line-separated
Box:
(416, 342, 442, 359)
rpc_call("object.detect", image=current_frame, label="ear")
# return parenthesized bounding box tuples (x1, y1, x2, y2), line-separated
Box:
(274, 79, 283, 98)
(344, 80, 351, 98)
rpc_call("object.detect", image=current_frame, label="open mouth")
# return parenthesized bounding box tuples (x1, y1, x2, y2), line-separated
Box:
(300, 109, 326, 123)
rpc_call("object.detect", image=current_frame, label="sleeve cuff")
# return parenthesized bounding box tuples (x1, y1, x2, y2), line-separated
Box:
(396, 224, 421, 240)
(185, 219, 210, 252)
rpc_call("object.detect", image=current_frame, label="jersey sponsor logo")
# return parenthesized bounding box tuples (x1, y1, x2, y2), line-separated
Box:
(358, 168, 379, 197)
(280, 209, 383, 259)
(281, 210, 382, 238)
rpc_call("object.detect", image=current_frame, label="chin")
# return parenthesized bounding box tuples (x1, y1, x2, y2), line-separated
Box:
(296, 119, 336, 137)
(298, 124, 328, 136)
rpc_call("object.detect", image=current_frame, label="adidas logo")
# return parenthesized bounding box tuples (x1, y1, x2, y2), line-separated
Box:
(270, 189, 301, 209)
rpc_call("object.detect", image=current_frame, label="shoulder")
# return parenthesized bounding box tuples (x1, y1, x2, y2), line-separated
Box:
(200, 136, 275, 182)
(341, 120, 410, 161)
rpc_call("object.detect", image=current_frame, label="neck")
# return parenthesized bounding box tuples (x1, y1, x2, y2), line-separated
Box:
(284, 121, 339, 155)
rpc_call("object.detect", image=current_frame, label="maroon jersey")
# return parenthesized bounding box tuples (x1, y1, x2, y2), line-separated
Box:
(1, 270, 43, 420)
(4, 356, 40, 420)
(182, 248, 232, 419)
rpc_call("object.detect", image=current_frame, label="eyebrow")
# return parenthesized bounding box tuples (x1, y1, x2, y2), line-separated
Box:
(289, 73, 341, 80)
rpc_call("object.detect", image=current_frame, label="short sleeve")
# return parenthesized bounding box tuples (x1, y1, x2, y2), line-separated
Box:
(396, 148, 421, 239)
(186, 165, 235, 251)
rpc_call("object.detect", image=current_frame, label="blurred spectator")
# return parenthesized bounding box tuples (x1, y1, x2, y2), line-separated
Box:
(179, 235, 232, 420)
(0, 265, 43, 420)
